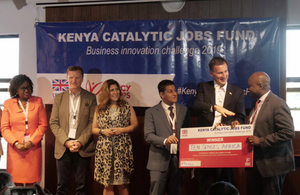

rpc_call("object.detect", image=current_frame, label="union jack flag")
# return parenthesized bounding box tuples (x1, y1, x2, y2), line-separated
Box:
(52, 79, 69, 91)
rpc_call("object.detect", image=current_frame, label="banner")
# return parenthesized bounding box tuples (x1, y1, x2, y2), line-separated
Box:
(36, 18, 280, 108)
(179, 125, 253, 168)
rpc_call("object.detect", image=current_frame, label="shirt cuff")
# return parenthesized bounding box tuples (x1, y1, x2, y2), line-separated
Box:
(163, 138, 168, 145)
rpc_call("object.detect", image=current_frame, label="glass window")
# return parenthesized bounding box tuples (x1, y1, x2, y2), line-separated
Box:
(286, 92, 300, 109)
(286, 28, 300, 131)
(0, 35, 19, 170)
(0, 35, 19, 78)
(286, 30, 300, 77)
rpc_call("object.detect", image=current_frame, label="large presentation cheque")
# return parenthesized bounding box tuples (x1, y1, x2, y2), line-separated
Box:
(179, 125, 253, 168)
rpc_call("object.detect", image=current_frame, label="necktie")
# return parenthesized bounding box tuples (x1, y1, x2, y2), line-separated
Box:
(168, 106, 176, 136)
(169, 106, 174, 120)
(168, 106, 177, 154)
(250, 100, 261, 124)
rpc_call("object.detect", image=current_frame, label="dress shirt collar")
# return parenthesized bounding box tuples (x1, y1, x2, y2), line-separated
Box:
(214, 80, 227, 92)
(161, 101, 176, 111)
(258, 90, 271, 104)
(69, 89, 81, 97)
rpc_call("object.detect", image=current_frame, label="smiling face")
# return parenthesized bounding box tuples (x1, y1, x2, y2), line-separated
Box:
(160, 84, 177, 105)
(109, 84, 121, 103)
(67, 70, 83, 94)
(18, 80, 32, 101)
(210, 62, 229, 87)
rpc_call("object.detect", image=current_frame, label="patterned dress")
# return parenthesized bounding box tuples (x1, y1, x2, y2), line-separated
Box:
(94, 102, 134, 187)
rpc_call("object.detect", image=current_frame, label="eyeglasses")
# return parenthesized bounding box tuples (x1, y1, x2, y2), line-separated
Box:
(19, 86, 31, 91)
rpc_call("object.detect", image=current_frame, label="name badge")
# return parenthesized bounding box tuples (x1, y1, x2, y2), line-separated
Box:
(24, 134, 30, 143)
(68, 128, 76, 139)
(170, 144, 177, 154)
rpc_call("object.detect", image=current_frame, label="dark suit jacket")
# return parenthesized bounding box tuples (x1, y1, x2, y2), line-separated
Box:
(144, 102, 190, 172)
(193, 81, 246, 127)
(50, 88, 97, 159)
(253, 92, 295, 177)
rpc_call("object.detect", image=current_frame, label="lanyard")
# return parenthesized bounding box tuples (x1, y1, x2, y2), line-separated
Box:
(18, 99, 29, 134)
(70, 95, 80, 125)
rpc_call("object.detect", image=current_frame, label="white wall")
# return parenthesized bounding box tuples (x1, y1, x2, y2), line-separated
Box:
(0, 0, 45, 187)
(288, 0, 300, 25)
(0, 0, 45, 93)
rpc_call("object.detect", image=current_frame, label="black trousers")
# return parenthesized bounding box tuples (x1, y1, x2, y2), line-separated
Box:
(56, 150, 91, 195)
(246, 162, 286, 195)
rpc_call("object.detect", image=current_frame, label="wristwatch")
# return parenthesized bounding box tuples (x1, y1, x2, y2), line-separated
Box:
(99, 129, 104, 135)
(14, 141, 19, 147)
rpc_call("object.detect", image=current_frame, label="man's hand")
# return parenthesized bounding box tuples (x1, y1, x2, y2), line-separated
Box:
(247, 136, 260, 146)
(65, 140, 78, 152)
(231, 120, 240, 128)
(214, 120, 240, 129)
(214, 105, 235, 117)
(165, 135, 178, 145)
(65, 140, 75, 148)
(213, 123, 226, 129)
(72, 140, 82, 152)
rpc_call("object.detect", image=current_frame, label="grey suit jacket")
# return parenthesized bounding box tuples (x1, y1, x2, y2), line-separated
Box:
(253, 92, 295, 177)
(144, 102, 190, 172)
(193, 81, 246, 127)
(50, 88, 97, 159)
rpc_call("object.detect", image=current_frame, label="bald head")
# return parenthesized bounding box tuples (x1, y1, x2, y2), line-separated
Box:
(248, 72, 271, 99)
(250, 72, 270, 89)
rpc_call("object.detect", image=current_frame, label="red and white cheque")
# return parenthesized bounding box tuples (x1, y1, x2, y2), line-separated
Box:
(179, 125, 253, 168)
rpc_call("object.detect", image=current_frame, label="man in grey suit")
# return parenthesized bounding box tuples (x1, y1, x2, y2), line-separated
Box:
(246, 72, 295, 195)
(50, 66, 97, 195)
(144, 79, 190, 195)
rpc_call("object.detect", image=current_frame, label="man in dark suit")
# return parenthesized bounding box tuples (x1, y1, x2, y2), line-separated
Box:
(246, 72, 295, 195)
(193, 56, 246, 195)
(144, 79, 190, 195)
(50, 66, 97, 195)
(193, 56, 246, 127)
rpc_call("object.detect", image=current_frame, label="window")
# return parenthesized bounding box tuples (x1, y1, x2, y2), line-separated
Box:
(286, 28, 300, 131)
(0, 35, 19, 170)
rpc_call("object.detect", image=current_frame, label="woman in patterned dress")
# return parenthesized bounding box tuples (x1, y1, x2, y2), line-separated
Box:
(92, 79, 138, 195)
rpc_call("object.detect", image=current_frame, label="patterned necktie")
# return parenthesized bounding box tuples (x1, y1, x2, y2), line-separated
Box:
(169, 106, 174, 120)
(168, 106, 176, 136)
(250, 100, 261, 124)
